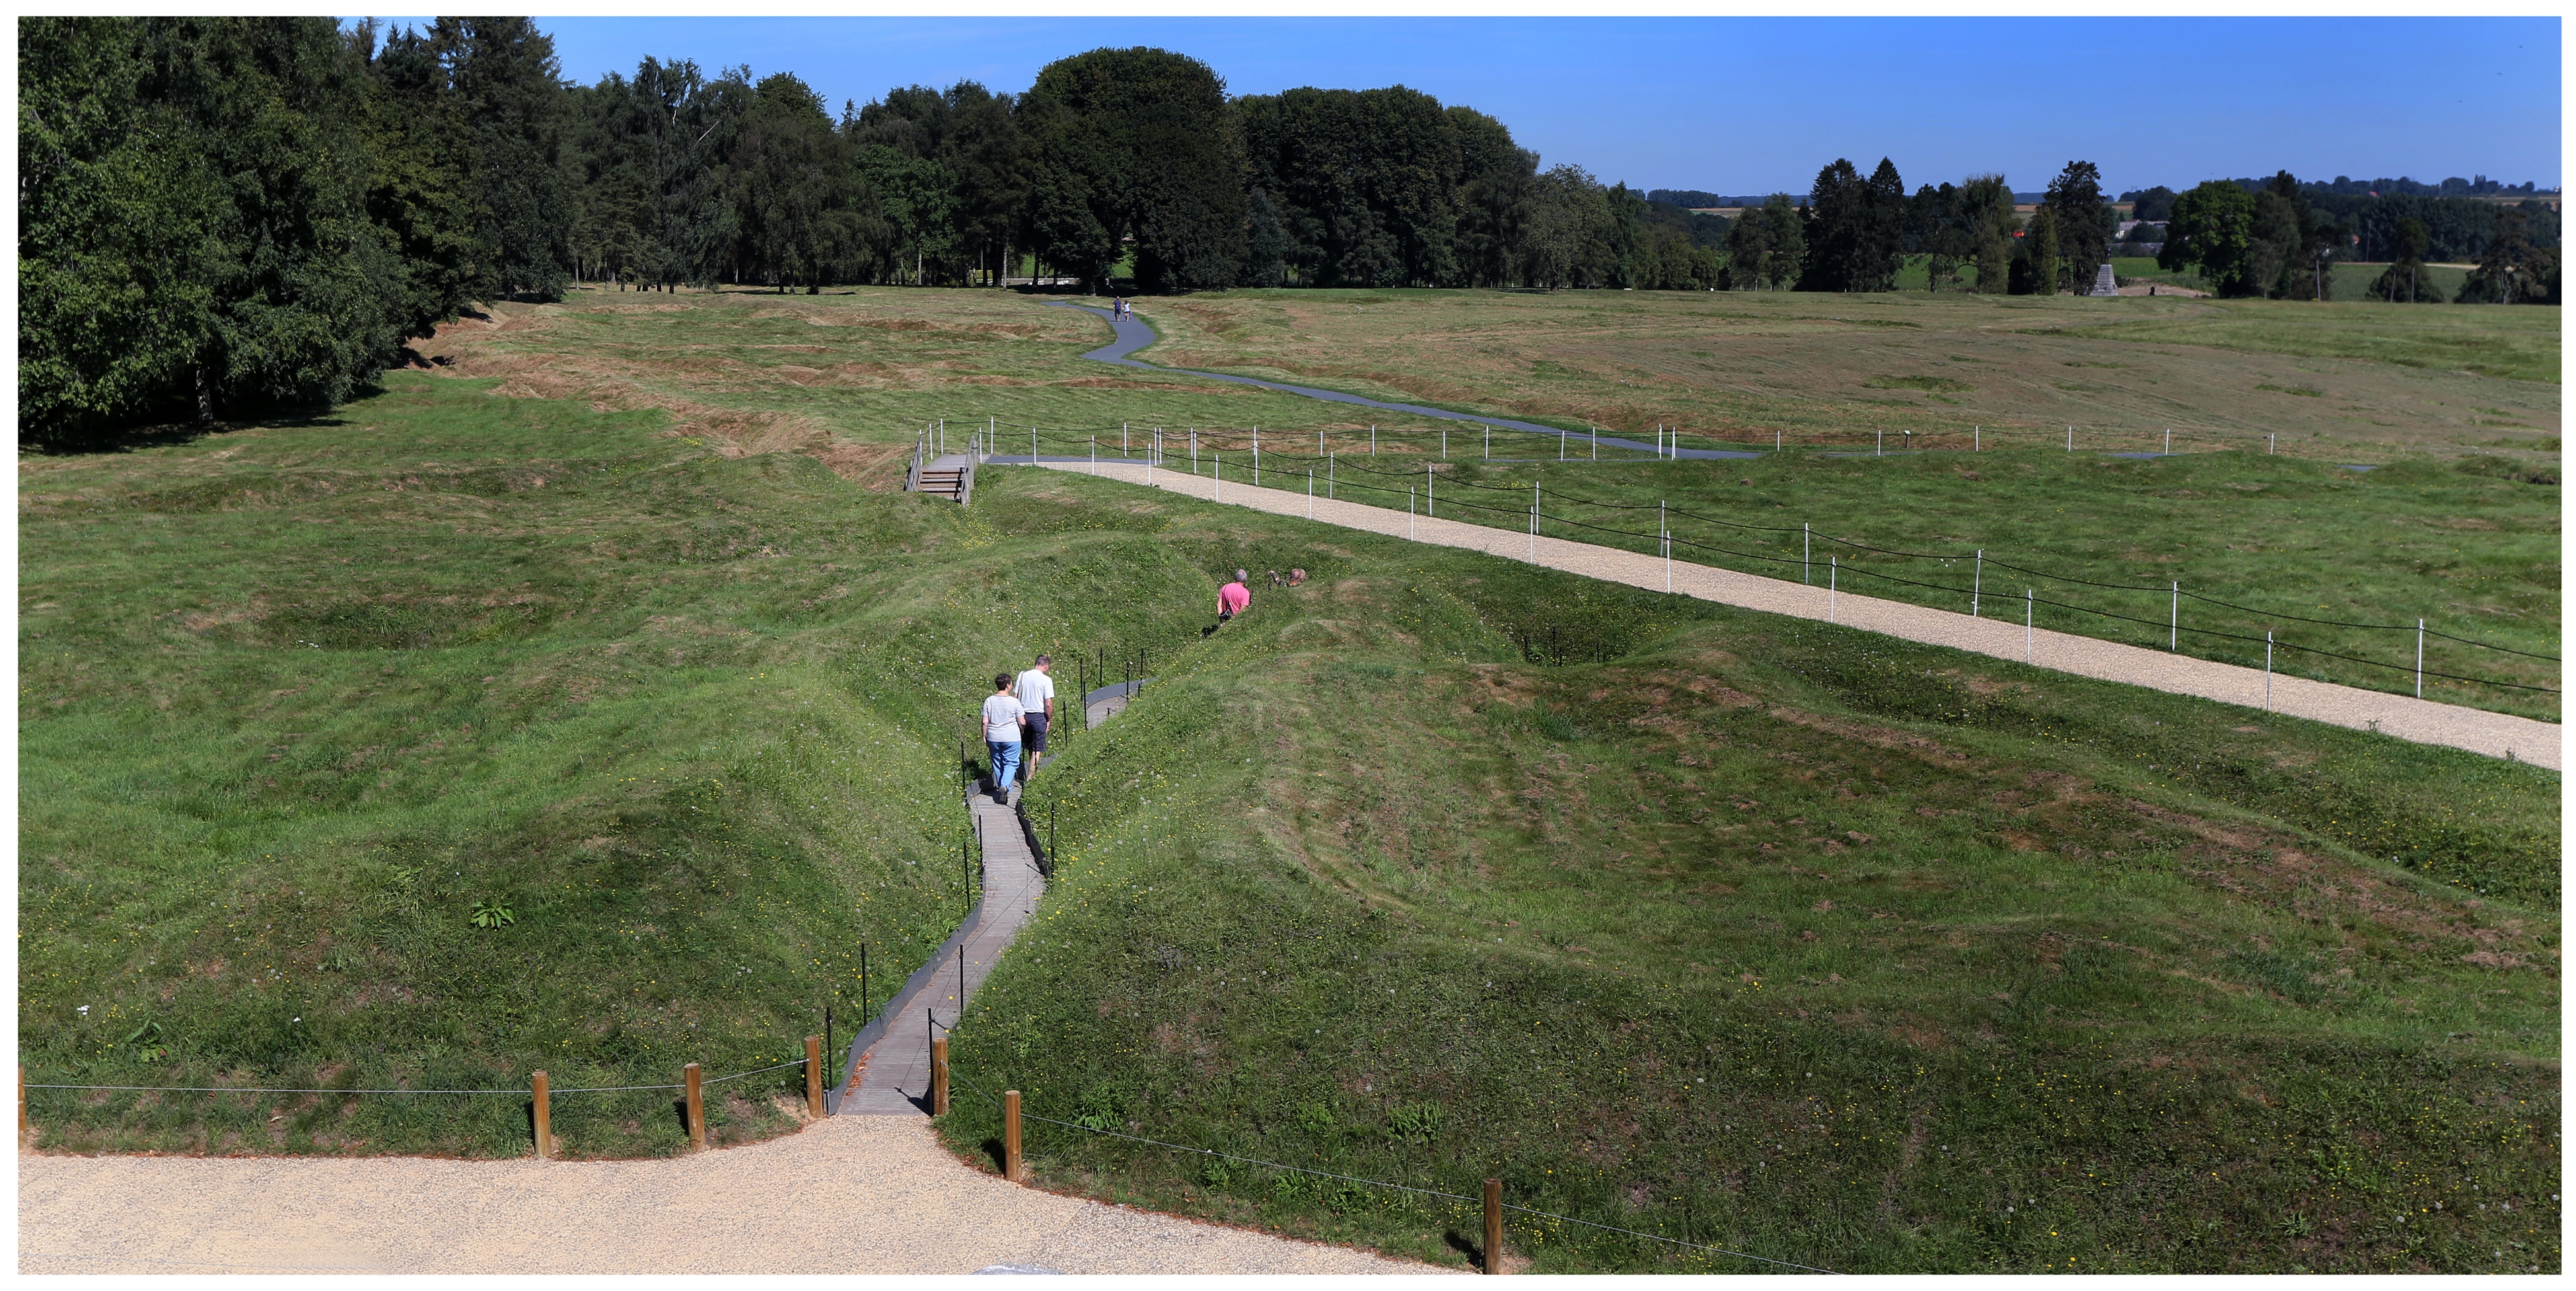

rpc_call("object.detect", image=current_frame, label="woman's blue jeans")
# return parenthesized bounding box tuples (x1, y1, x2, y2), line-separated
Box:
(987, 739, 1022, 794)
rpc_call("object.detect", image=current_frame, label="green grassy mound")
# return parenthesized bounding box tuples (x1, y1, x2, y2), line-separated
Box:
(945, 468, 2559, 1274)
(16, 375, 1199, 1157)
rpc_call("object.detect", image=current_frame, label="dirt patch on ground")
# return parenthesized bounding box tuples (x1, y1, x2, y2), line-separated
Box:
(410, 312, 842, 466)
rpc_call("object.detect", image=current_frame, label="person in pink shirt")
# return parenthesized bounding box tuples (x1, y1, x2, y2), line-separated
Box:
(1217, 569, 1251, 622)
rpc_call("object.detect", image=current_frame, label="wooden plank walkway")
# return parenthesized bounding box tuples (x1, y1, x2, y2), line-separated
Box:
(1036, 459, 2559, 770)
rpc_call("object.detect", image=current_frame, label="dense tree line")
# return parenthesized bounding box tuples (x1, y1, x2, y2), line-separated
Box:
(21, 18, 2561, 443)
(21, 17, 565, 442)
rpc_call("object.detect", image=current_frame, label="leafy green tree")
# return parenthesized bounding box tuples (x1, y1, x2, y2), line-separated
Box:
(1236, 86, 1468, 288)
(2125, 185, 2176, 222)
(1797, 157, 1904, 291)
(2365, 217, 2442, 303)
(1449, 106, 1536, 288)
(2248, 171, 2305, 299)
(2160, 180, 2258, 296)
(854, 145, 957, 286)
(1724, 193, 1804, 290)
(2459, 207, 2545, 304)
(20, 17, 424, 443)
(2042, 160, 2113, 283)
(1523, 163, 1620, 289)
(1960, 174, 2016, 293)
(1022, 47, 1246, 293)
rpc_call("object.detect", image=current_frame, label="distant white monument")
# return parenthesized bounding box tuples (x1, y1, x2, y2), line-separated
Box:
(2089, 263, 2118, 296)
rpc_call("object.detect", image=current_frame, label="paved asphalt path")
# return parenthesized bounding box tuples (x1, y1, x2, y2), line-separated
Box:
(1038, 459, 2559, 770)
(1047, 301, 1761, 460)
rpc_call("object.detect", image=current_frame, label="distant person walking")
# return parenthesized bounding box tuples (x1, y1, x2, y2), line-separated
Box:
(1217, 569, 1252, 623)
(1014, 654, 1057, 782)
(980, 673, 1025, 805)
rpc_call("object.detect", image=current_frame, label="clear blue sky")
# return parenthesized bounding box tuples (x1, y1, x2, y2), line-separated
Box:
(371, 17, 2561, 196)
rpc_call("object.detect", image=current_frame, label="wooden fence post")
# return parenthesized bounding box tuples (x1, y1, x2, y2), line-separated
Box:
(806, 1035, 824, 1118)
(931, 1037, 950, 1115)
(1484, 1177, 1504, 1274)
(684, 1062, 705, 1150)
(532, 1070, 550, 1160)
(17, 1066, 26, 1136)
(1005, 1089, 1023, 1181)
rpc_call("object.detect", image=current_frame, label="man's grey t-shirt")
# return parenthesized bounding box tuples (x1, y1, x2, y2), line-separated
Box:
(1015, 669, 1056, 718)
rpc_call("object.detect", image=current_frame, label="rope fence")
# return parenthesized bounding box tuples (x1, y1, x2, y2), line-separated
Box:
(936, 1045, 1839, 1274)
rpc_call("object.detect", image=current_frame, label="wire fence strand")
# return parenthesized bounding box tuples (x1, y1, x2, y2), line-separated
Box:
(1057, 445, 2554, 696)
(26, 1055, 808, 1099)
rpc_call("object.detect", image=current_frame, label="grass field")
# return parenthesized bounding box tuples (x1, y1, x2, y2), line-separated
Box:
(1136, 286, 2559, 453)
(944, 465, 2558, 1273)
(17, 373, 1208, 1157)
(2106, 258, 2478, 308)
(20, 287, 2559, 1271)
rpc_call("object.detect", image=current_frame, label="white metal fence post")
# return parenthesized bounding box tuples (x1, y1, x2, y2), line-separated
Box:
(1829, 556, 1838, 622)
(1803, 523, 1812, 584)
(2416, 619, 2425, 698)
(2170, 583, 2179, 649)
(2266, 631, 2275, 710)
(1972, 550, 1982, 617)
(2025, 590, 2034, 662)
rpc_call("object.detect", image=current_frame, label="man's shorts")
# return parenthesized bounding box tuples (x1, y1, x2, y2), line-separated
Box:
(1022, 712, 1050, 753)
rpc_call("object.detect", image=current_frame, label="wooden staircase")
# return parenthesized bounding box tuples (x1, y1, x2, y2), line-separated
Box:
(906, 433, 978, 505)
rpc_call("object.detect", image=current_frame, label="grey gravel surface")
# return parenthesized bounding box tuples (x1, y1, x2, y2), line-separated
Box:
(1044, 460, 2559, 769)
(18, 1117, 1437, 1274)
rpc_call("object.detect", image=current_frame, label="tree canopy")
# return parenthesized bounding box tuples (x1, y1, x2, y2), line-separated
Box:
(26, 18, 2559, 443)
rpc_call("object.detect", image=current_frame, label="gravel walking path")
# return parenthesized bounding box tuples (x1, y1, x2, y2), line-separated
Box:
(1040, 459, 2559, 770)
(18, 1117, 1431, 1274)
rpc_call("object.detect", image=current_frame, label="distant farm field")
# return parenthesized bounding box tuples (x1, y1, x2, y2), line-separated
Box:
(1137, 285, 2559, 452)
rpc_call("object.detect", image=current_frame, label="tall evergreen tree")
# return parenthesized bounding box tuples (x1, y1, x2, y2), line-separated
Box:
(2041, 160, 2112, 282)
(433, 17, 576, 298)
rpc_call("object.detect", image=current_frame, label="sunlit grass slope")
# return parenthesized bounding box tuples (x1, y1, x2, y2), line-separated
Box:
(948, 466, 2558, 1274)
(17, 374, 1205, 1156)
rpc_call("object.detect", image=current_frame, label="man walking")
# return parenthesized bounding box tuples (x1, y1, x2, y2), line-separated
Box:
(1217, 569, 1252, 623)
(981, 672, 1024, 805)
(1014, 654, 1057, 782)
